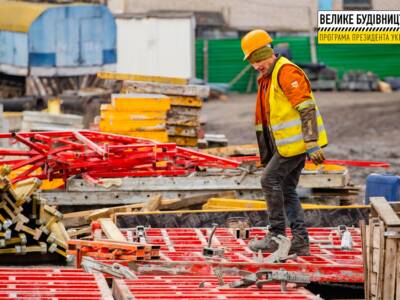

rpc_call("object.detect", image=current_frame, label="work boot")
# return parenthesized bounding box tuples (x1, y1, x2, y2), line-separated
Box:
(248, 233, 280, 252)
(289, 235, 310, 256)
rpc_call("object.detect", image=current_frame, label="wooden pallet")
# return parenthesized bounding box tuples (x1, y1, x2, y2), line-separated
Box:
(365, 197, 400, 299)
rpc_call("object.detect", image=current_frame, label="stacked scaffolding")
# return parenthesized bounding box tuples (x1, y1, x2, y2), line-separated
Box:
(99, 94, 170, 142)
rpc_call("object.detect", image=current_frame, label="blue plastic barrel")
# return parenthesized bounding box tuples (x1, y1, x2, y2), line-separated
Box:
(365, 173, 400, 204)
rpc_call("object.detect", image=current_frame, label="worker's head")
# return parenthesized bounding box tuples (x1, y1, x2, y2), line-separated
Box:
(241, 29, 275, 76)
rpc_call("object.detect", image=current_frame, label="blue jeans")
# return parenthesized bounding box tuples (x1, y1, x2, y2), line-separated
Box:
(260, 152, 309, 240)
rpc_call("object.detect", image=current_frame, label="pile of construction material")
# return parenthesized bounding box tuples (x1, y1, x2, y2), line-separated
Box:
(22, 111, 83, 132)
(99, 93, 170, 142)
(98, 72, 209, 146)
(299, 63, 338, 91)
(0, 131, 238, 185)
(365, 197, 400, 299)
(340, 71, 379, 91)
(167, 96, 202, 147)
(0, 170, 68, 263)
(67, 218, 160, 267)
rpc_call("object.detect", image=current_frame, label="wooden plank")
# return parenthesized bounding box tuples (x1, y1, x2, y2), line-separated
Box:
(88, 204, 143, 221)
(123, 81, 210, 98)
(383, 237, 397, 300)
(63, 209, 96, 220)
(371, 197, 400, 227)
(67, 227, 91, 238)
(360, 220, 369, 299)
(299, 172, 349, 189)
(201, 144, 259, 157)
(98, 218, 127, 242)
(168, 136, 197, 147)
(377, 220, 386, 298)
(366, 223, 372, 299)
(396, 239, 400, 300)
(169, 106, 200, 116)
(97, 71, 188, 85)
(141, 194, 162, 212)
(112, 278, 134, 300)
(161, 191, 236, 211)
(166, 115, 199, 127)
(169, 97, 202, 107)
(370, 272, 377, 297)
(93, 273, 114, 300)
(167, 125, 198, 137)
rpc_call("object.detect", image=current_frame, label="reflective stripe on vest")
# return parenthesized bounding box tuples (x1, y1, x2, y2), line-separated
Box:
(271, 111, 322, 131)
(255, 124, 263, 132)
(275, 124, 326, 146)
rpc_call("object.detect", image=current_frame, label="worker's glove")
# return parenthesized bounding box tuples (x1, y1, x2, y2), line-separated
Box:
(305, 141, 325, 165)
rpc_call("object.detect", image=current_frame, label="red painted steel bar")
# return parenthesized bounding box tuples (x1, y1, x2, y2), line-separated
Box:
(323, 159, 390, 168)
(12, 133, 47, 154)
(73, 131, 108, 159)
(230, 155, 390, 168)
(0, 131, 240, 183)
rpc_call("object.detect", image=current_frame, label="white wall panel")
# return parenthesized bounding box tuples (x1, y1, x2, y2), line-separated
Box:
(116, 17, 194, 78)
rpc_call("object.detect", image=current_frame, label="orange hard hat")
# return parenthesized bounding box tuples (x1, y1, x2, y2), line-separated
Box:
(241, 29, 273, 61)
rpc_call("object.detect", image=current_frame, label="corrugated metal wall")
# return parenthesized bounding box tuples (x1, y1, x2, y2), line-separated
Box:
(29, 6, 116, 68)
(196, 37, 400, 92)
(0, 4, 116, 76)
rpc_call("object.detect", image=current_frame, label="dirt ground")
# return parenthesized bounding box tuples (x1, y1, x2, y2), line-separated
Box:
(202, 91, 400, 190)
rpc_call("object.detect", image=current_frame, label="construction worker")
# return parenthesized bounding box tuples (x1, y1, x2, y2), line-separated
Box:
(241, 29, 328, 256)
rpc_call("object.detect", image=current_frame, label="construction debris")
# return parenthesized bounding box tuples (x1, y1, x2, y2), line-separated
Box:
(62, 191, 236, 227)
(339, 71, 379, 91)
(0, 130, 239, 185)
(68, 234, 161, 267)
(98, 72, 207, 146)
(365, 197, 400, 299)
(167, 96, 202, 147)
(99, 93, 170, 142)
(21, 111, 83, 132)
(0, 171, 68, 263)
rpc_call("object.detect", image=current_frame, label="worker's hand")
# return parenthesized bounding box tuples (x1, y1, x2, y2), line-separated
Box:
(305, 141, 325, 165)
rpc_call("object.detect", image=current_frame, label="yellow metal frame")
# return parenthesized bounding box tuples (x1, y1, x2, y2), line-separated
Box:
(111, 97, 170, 112)
(101, 110, 166, 121)
(99, 119, 166, 132)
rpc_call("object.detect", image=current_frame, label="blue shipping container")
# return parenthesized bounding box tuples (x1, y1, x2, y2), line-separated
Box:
(365, 173, 400, 204)
(0, 0, 116, 76)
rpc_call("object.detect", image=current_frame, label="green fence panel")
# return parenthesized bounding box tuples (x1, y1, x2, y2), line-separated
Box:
(317, 43, 400, 79)
(196, 37, 400, 93)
